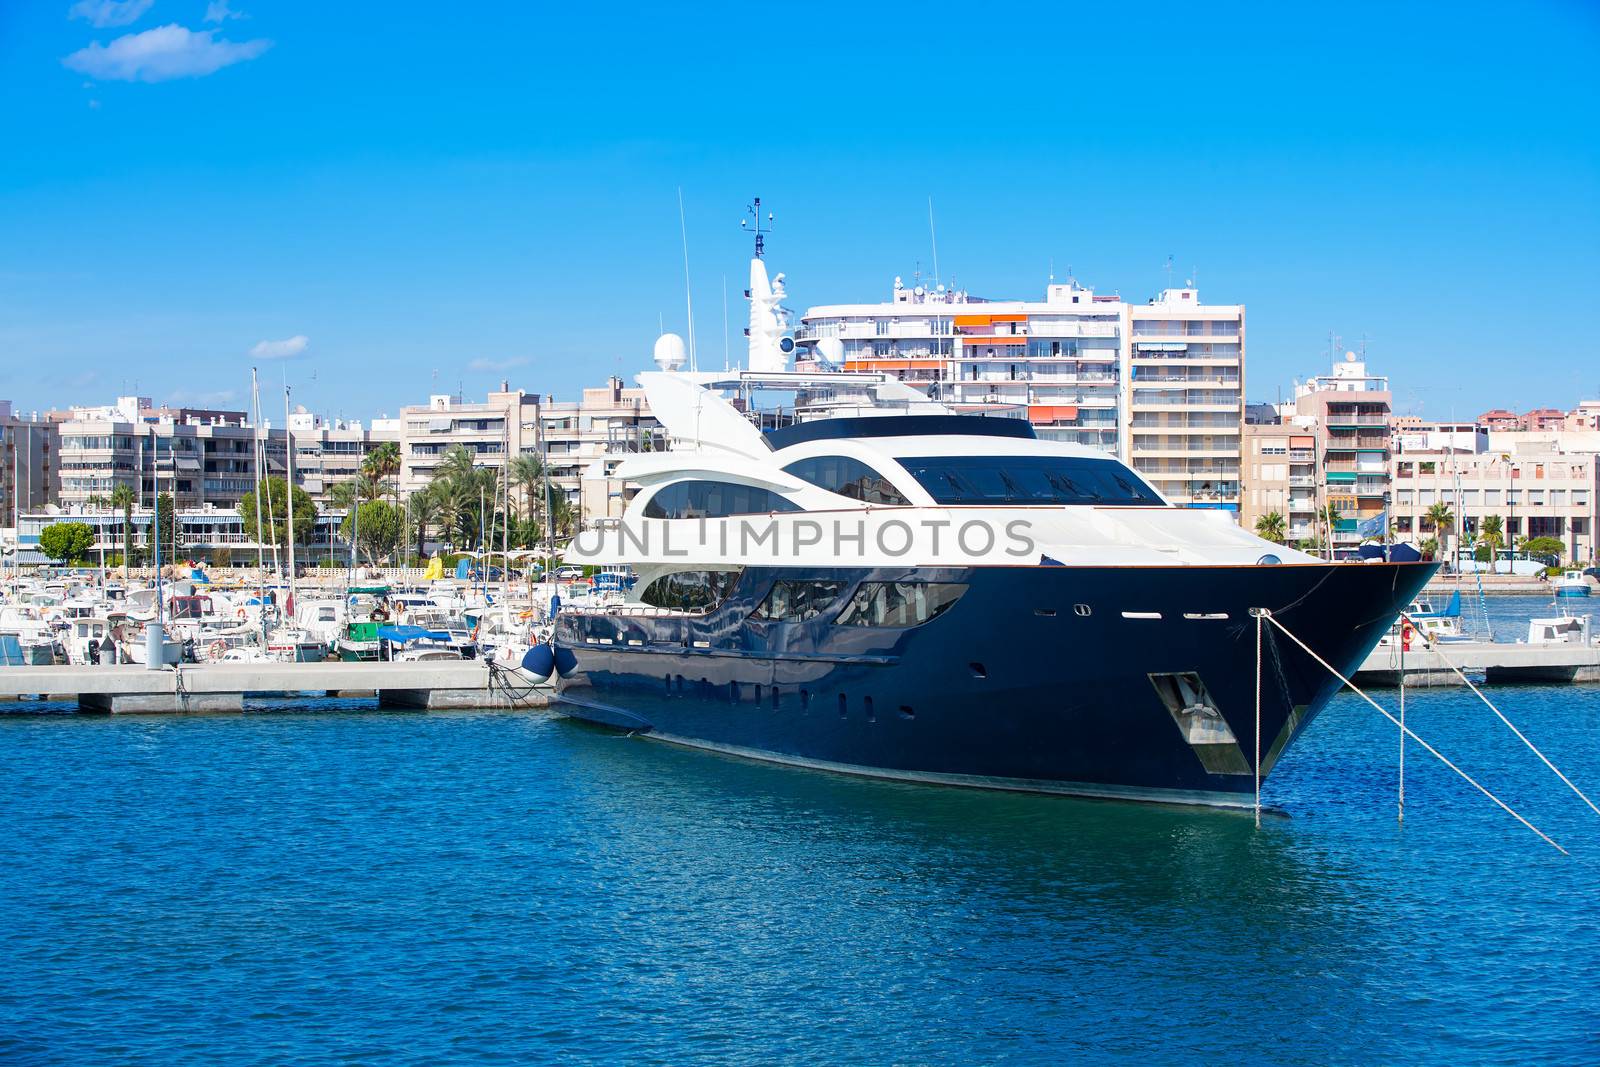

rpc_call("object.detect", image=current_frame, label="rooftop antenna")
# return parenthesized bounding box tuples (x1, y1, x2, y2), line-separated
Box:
(741, 196, 772, 259)
(678, 187, 698, 372)
(927, 196, 941, 289)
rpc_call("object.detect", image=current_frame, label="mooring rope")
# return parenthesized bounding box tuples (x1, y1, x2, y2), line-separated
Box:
(1258, 609, 1568, 856)
(1402, 611, 1600, 819)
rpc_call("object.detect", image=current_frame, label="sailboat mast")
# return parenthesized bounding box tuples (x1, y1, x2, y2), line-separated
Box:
(251, 368, 267, 649)
(284, 380, 297, 616)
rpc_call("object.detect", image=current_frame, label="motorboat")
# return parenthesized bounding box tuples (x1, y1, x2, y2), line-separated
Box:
(1380, 590, 1469, 646)
(1554, 570, 1591, 598)
(1525, 615, 1592, 645)
(519, 240, 1437, 809)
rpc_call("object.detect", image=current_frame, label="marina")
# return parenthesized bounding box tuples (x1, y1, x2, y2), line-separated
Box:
(4, 3, 1598, 1061)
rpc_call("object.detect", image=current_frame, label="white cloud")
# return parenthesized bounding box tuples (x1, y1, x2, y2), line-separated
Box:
(68, 0, 154, 28)
(250, 335, 309, 360)
(203, 1, 244, 22)
(63, 23, 271, 83)
(467, 356, 530, 372)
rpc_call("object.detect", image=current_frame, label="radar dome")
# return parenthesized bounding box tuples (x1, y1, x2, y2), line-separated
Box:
(653, 332, 687, 371)
(815, 337, 845, 367)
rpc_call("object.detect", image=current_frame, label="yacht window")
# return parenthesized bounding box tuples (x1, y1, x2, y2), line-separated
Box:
(643, 480, 802, 519)
(836, 582, 967, 627)
(753, 580, 847, 621)
(897, 455, 1161, 506)
(639, 570, 742, 611)
(783, 456, 910, 506)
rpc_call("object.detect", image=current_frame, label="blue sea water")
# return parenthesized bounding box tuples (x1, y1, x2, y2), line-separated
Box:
(2, 688, 1598, 1065)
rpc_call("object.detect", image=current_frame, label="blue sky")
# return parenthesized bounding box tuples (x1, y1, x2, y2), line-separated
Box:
(2, 1, 1597, 422)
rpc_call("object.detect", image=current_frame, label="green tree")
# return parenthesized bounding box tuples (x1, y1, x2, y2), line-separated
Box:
(39, 521, 95, 565)
(145, 492, 181, 561)
(238, 477, 318, 553)
(1520, 535, 1565, 562)
(1254, 511, 1287, 544)
(109, 483, 136, 576)
(340, 499, 402, 563)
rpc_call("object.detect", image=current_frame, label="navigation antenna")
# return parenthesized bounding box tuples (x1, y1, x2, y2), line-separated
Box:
(678, 187, 698, 371)
(741, 197, 772, 259)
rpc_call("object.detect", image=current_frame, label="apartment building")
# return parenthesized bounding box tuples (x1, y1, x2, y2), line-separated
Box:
(1, 401, 57, 528)
(797, 277, 1244, 510)
(1239, 421, 1318, 542)
(398, 378, 663, 518)
(57, 395, 398, 511)
(1293, 352, 1392, 553)
(1390, 445, 1596, 563)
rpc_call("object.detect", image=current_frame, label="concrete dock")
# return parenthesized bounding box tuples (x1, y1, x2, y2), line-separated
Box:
(1355, 641, 1600, 687)
(0, 661, 551, 713)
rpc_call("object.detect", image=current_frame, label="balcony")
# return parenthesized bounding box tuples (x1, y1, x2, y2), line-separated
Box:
(1324, 413, 1388, 427)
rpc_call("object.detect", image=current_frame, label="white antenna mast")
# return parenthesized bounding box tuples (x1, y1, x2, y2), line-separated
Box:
(677, 187, 697, 372)
(927, 196, 941, 289)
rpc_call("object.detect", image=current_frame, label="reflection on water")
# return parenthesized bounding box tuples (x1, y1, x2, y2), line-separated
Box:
(1, 687, 1597, 1064)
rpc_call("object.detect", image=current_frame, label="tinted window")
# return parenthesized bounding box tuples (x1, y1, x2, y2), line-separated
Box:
(639, 570, 741, 611)
(643, 480, 802, 519)
(753, 580, 847, 621)
(836, 582, 967, 627)
(897, 456, 1161, 506)
(783, 456, 910, 506)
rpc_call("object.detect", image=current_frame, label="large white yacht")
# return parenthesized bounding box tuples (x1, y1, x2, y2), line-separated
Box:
(526, 238, 1435, 808)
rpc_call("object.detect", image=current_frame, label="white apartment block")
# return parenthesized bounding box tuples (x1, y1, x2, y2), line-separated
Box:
(56, 396, 397, 511)
(797, 277, 1244, 510)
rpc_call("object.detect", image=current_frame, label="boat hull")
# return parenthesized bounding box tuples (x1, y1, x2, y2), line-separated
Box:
(550, 561, 1436, 807)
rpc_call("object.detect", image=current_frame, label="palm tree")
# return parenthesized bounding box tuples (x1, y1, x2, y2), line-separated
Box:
(547, 490, 576, 540)
(1425, 501, 1455, 562)
(363, 440, 402, 503)
(1254, 511, 1287, 544)
(109, 483, 135, 577)
(438, 445, 478, 486)
(508, 453, 545, 524)
(407, 484, 443, 559)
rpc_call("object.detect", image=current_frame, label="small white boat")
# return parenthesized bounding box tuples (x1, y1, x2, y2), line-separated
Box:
(1525, 615, 1592, 645)
(1380, 590, 1469, 645)
(1554, 570, 1591, 598)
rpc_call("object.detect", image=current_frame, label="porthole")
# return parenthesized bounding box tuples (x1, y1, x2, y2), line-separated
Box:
(969, 662, 988, 679)
(898, 705, 915, 720)
(1074, 604, 1092, 617)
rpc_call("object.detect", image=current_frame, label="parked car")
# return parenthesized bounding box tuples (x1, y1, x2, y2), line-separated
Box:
(553, 565, 586, 582)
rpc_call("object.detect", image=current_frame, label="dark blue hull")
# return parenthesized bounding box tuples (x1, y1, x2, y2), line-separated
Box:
(551, 562, 1436, 806)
